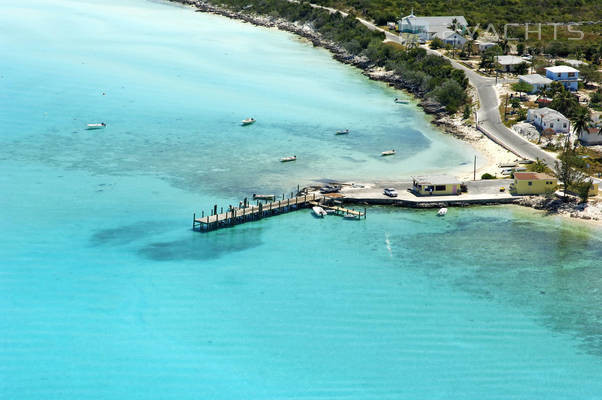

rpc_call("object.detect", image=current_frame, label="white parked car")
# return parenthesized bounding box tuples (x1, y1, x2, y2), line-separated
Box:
(500, 168, 514, 175)
(384, 188, 398, 197)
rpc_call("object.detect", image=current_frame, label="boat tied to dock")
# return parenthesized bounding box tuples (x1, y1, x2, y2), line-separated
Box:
(312, 206, 327, 217)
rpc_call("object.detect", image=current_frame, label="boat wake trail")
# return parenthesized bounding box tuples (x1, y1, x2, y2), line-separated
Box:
(385, 232, 392, 258)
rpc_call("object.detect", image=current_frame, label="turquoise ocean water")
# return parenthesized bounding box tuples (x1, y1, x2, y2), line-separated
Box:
(1, 0, 601, 398)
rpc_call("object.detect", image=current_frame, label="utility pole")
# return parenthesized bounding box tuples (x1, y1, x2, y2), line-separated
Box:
(473, 155, 477, 181)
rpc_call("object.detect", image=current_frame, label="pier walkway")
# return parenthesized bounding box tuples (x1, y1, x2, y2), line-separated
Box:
(193, 193, 366, 232)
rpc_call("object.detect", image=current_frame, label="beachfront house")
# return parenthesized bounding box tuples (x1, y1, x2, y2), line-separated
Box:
(518, 74, 553, 93)
(495, 55, 529, 72)
(511, 172, 557, 195)
(412, 175, 462, 196)
(527, 107, 569, 133)
(398, 12, 467, 43)
(545, 66, 579, 91)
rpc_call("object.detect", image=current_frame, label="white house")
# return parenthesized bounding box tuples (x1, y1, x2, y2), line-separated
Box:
(580, 127, 602, 145)
(527, 107, 570, 133)
(434, 31, 467, 46)
(545, 66, 579, 91)
(477, 41, 496, 52)
(495, 55, 529, 72)
(518, 74, 553, 93)
(398, 12, 467, 43)
(564, 59, 587, 67)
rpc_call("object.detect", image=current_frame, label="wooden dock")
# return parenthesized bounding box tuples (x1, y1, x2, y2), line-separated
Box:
(193, 193, 366, 232)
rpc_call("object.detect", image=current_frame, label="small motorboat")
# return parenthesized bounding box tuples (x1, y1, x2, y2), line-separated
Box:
(336, 129, 350, 135)
(253, 194, 276, 201)
(280, 155, 297, 162)
(312, 206, 327, 217)
(343, 214, 358, 220)
(394, 98, 409, 104)
(437, 207, 448, 216)
(381, 150, 396, 156)
(241, 118, 256, 126)
(86, 123, 106, 130)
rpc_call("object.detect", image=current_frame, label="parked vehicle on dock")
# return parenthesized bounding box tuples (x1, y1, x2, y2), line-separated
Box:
(383, 188, 398, 197)
(320, 185, 341, 194)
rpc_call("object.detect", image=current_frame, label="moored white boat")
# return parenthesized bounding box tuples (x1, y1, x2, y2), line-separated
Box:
(312, 206, 327, 217)
(437, 207, 448, 216)
(86, 123, 106, 130)
(241, 118, 256, 126)
(335, 129, 349, 135)
(280, 155, 296, 162)
(381, 150, 396, 156)
(394, 98, 409, 104)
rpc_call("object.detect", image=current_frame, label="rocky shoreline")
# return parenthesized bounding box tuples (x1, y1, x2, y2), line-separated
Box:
(169, 0, 450, 116)
(519, 195, 602, 222)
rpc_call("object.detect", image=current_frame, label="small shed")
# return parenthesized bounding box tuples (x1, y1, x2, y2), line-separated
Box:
(412, 175, 462, 196)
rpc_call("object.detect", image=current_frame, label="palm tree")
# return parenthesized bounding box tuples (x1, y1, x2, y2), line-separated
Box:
(570, 108, 592, 147)
(531, 158, 548, 173)
(497, 38, 509, 55)
(464, 40, 475, 57)
(447, 18, 459, 58)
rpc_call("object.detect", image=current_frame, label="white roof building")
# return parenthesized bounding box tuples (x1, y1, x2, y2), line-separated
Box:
(545, 65, 579, 74)
(527, 107, 570, 133)
(519, 74, 552, 86)
(433, 31, 467, 46)
(398, 12, 467, 42)
(496, 55, 528, 66)
(496, 55, 530, 72)
(564, 59, 587, 67)
(518, 74, 553, 92)
(412, 175, 462, 185)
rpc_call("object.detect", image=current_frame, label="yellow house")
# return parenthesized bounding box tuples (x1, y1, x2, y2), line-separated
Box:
(512, 172, 557, 194)
(412, 175, 462, 196)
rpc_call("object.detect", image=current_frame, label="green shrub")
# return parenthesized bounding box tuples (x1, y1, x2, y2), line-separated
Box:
(481, 173, 496, 179)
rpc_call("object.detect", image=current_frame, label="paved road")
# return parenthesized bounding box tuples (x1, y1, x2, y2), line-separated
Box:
(303, 3, 558, 166)
(437, 55, 558, 166)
